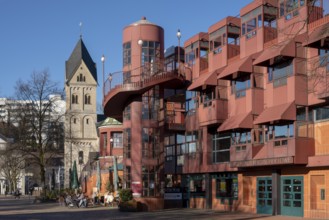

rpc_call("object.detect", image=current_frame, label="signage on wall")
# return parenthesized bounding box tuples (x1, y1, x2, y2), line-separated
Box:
(231, 156, 294, 167)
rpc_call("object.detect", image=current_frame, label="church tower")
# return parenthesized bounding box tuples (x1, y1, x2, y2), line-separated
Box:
(64, 38, 98, 188)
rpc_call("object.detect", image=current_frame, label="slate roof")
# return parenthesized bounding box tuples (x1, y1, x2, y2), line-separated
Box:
(65, 38, 97, 83)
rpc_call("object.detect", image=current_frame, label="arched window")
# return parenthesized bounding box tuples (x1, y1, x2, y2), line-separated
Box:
(72, 94, 78, 104)
(77, 76, 80, 82)
(84, 94, 91, 105)
(78, 73, 85, 82)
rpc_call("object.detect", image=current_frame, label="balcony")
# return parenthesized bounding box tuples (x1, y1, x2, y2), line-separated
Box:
(165, 107, 185, 131)
(198, 99, 228, 127)
(103, 63, 186, 121)
(230, 136, 314, 168)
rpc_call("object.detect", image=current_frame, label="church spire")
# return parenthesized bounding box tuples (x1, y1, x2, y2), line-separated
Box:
(65, 38, 97, 84)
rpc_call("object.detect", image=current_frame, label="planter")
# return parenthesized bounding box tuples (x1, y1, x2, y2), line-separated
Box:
(119, 200, 143, 212)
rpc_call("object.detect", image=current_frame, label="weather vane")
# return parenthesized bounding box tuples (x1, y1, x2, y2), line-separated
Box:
(79, 22, 83, 38)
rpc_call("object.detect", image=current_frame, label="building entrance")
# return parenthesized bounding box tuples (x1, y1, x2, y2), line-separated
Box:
(281, 176, 303, 217)
(257, 177, 272, 214)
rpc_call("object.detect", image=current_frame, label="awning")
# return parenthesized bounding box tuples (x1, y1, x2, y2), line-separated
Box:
(218, 56, 253, 80)
(218, 112, 253, 132)
(253, 40, 296, 66)
(303, 22, 329, 48)
(188, 67, 224, 91)
(254, 102, 296, 125)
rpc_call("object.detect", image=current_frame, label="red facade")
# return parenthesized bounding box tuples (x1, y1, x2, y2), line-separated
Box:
(103, 1, 329, 217)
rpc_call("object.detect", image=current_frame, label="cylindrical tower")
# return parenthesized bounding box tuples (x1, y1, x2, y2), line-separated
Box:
(122, 17, 164, 202)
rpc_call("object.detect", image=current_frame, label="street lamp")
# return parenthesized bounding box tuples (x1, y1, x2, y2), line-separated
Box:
(101, 55, 105, 98)
(176, 29, 181, 70)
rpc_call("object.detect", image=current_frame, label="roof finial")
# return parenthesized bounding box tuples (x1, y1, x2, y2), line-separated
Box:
(79, 22, 83, 39)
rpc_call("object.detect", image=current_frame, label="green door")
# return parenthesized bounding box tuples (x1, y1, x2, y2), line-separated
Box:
(281, 176, 303, 217)
(257, 177, 272, 214)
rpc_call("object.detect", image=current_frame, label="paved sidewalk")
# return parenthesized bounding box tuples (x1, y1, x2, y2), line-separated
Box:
(0, 195, 322, 220)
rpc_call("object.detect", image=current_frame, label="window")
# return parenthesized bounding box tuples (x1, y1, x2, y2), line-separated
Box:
(279, 0, 302, 20)
(125, 166, 131, 189)
(215, 173, 238, 199)
(231, 131, 251, 145)
(86, 118, 89, 124)
(123, 104, 131, 121)
(102, 133, 107, 151)
(77, 73, 85, 82)
(84, 94, 91, 105)
(142, 128, 159, 158)
(189, 175, 206, 195)
(241, 7, 261, 39)
(185, 91, 197, 114)
(123, 42, 131, 66)
(165, 134, 176, 162)
(266, 123, 294, 141)
(142, 87, 159, 120)
(142, 166, 156, 197)
(212, 133, 231, 163)
(78, 151, 84, 164)
(112, 132, 123, 148)
(141, 41, 161, 75)
(72, 94, 78, 104)
(268, 60, 293, 87)
(314, 106, 329, 121)
(201, 88, 215, 107)
(186, 131, 199, 154)
(231, 76, 251, 98)
(319, 49, 329, 72)
(123, 71, 131, 84)
(123, 128, 131, 158)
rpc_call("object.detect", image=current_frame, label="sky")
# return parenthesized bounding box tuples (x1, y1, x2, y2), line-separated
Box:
(0, 0, 251, 106)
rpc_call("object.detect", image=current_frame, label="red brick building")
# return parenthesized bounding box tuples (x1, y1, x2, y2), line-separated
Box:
(103, 0, 329, 218)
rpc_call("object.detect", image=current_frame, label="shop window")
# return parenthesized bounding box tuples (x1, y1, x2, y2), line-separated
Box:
(189, 175, 206, 197)
(215, 173, 238, 199)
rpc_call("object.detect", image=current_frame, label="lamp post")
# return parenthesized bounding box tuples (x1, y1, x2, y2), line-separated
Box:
(101, 55, 105, 98)
(176, 29, 181, 70)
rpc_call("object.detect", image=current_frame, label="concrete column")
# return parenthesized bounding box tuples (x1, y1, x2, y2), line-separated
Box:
(272, 169, 281, 215)
(205, 173, 212, 209)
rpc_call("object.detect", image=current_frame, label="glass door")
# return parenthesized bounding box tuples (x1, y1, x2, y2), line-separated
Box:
(281, 176, 303, 217)
(257, 177, 272, 214)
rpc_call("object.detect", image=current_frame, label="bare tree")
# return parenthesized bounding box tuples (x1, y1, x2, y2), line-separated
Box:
(0, 146, 25, 193)
(10, 70, 65, 195)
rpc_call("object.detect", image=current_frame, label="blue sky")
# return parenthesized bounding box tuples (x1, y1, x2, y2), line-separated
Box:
(0, 0, 250, 105)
